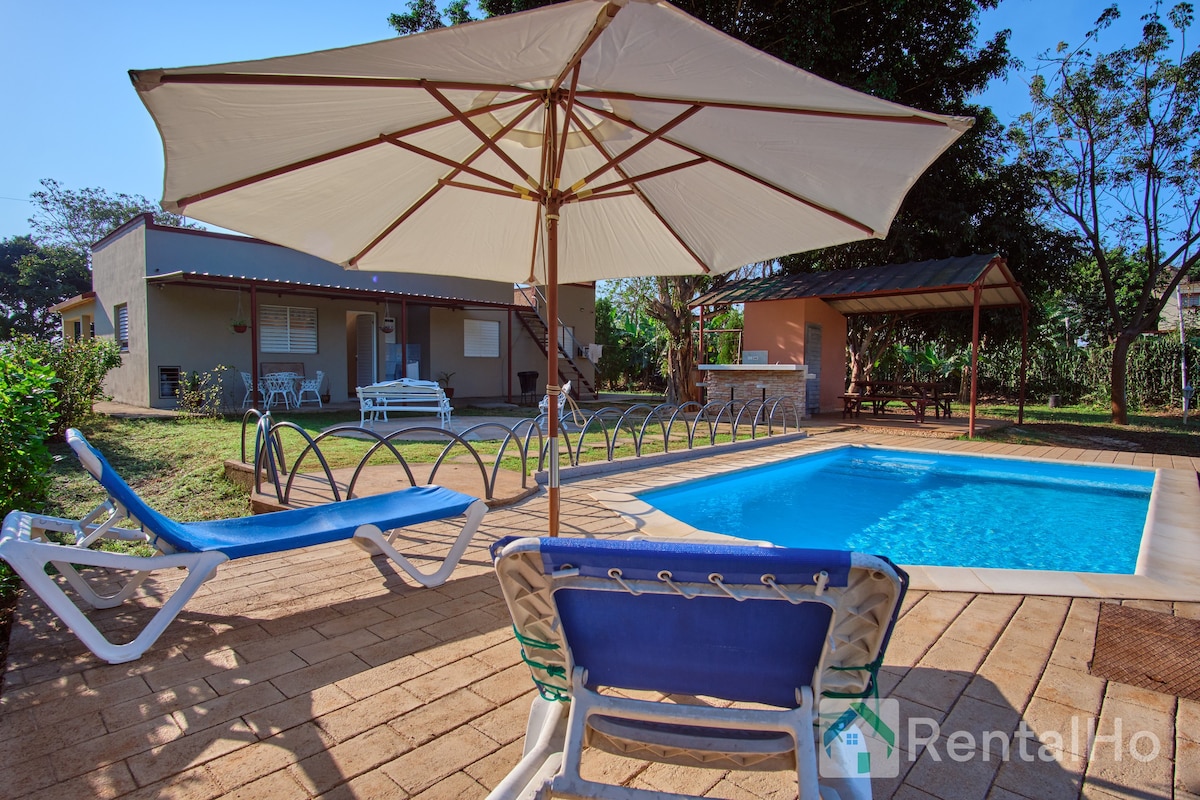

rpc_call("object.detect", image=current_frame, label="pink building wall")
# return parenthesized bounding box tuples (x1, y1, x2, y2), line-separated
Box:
(742, 298, 848, 412)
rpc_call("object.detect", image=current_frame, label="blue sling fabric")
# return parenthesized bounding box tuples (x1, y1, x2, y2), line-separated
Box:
(555, 588, 833, 708)
(84, 437, 476, 559)
(494, 536, 854, 708)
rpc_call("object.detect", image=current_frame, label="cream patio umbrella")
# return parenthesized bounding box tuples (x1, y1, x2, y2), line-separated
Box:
(131, 0, 971, 535)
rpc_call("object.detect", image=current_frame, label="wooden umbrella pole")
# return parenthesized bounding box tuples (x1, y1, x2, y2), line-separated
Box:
(546, 195, 561, 536)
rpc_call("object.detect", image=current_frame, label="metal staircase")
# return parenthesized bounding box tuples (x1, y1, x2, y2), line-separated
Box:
(514, 289, 598, 399)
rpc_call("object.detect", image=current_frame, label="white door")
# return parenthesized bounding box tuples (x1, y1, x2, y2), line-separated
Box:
(356, 314, 377, 387)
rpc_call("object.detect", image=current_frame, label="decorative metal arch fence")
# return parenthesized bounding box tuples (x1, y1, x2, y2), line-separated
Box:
(240, 396, 802, 505)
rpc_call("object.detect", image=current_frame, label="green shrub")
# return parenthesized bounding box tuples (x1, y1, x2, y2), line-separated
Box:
(976, 335, 1199, 409)
(5, 335, 121, 434)
(0, 350, 58, 518)
(176, 365, 233, 418)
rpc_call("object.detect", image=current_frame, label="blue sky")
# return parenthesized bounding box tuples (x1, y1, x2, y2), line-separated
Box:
(0, 0, 1151, 240)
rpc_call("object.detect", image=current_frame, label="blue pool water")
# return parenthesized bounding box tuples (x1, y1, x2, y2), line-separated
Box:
(636, 447, 1155, 573)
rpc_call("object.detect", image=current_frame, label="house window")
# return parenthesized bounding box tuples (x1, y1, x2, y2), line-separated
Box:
(115, 304, 129, 351)
(72, 321, 82, 341)
(260, 305, 318, 354)
(159, 367, 181, 400)
(464, 319, 500, 357)
(1182, 293, 1200, 309)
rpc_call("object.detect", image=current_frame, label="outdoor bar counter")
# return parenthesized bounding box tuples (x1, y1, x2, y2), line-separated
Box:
(697, 363, 809, 415)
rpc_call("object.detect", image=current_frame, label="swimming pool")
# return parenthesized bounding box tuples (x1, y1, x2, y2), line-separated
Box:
(635, 447, 1156, 573)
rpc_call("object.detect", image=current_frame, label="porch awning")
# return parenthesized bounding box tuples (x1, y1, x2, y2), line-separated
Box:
(692, 254, 1028, 314)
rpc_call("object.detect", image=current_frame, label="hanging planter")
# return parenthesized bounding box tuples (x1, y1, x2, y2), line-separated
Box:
(380, 299, 395, 333)
(230, 291, 248, 333)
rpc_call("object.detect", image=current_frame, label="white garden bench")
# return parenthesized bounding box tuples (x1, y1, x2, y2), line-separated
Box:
(357, 379, 453, 429)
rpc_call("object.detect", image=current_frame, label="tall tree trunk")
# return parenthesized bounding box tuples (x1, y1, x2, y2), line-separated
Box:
(667, 333, 698, 403)
(649, 276, 702, 404)
(1110, 331, 1135, 425)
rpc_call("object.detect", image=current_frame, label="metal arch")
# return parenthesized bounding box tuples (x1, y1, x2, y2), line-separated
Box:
(690, 400, 737, 446)
(266, 422, 345, 505)
(340, 430, 420, 499)
(455, 421, 534, 493)
(664, 401, 704, 449)
(237, 400, 806, 510)
(240, 408, 269, 463)
(420, 428, 498, 499)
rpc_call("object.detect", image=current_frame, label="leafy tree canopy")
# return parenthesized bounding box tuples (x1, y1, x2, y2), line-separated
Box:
(0, 236, 89, 341)
(29, 178, 200, 263)
(388, 0, 473, 34)
(1010, 2, 1200, 421)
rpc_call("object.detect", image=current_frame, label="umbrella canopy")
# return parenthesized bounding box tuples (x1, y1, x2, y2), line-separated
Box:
(131, 0, 971, 533)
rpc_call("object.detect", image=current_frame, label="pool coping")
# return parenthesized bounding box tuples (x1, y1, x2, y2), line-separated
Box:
(590, 437, 1200, 600)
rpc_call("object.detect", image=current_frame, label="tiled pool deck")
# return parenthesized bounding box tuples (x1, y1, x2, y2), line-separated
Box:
(2, 431, 1199, 799)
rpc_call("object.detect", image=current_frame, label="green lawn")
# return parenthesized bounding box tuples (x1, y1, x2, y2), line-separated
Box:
(971, 403, 1200, 457)
(49, 405, 748, 523)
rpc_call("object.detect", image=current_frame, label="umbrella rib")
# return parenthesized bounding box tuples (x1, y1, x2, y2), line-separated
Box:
(553, 66, 582, 188)
(572, 189, 638, 203)
(425, 83, 541, 191)
(569, 105, 703, 196)
(350, 98, 545, 267)
(381, 102, 543, 195)
(143, 71, 542, 98)
(574, 90, 957, 128)
(567, 107, 710, 275)
(572, 158, 707, 199)
(582, 103, 877, 236)
(169, 94, 535, 210)
(439, 180, 534, 200)
(550, 1, 623, 93)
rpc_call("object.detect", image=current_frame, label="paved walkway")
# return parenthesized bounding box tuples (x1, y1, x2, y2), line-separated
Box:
(2, 432, 1198, 799)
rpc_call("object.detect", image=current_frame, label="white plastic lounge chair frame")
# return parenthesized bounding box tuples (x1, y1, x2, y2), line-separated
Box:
(488, 536, 908, 800)
(0, 429, 488, 664)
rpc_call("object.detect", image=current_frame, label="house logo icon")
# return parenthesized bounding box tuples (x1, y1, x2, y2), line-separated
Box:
(817, 698, 900, 779)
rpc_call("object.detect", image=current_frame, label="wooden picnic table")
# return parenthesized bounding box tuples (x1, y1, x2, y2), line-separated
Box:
(838, 381, 953, 423)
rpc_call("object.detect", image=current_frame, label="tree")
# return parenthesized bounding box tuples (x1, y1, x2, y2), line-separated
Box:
(0, 236, 89, 340)
(395, 1, 1062, 402)
(1011, 3, 1200, 423)
(388, 0, 473, 34)
(29, 178, 200, 264)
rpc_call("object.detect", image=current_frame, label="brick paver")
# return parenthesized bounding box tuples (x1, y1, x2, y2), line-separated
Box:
(1, 431, 1194, 799)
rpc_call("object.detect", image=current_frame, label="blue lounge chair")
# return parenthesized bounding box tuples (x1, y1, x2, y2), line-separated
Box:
(0, 429, 488, 664)
(487, 536, 908, 800)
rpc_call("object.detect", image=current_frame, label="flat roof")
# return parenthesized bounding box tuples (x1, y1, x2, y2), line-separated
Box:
(693, 254, 1029, 315)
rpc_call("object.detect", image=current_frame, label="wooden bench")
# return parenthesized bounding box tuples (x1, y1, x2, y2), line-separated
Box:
(839, 394, 866, 418)
(357, 380, 453, 429)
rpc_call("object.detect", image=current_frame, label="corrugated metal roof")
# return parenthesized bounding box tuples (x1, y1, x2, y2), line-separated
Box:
(693, 254, 1028, 314)
(145, 270, 495, 308)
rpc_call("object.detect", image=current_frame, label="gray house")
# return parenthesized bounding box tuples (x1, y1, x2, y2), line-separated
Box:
(54, 214, 596, 409)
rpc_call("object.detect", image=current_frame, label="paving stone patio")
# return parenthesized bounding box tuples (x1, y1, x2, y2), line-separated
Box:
(2, 431, 1198, 799)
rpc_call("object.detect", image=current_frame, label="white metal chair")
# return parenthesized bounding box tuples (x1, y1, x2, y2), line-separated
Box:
(297, 370, 324, 407)
(240, 371, 256, 409)
(263, 372, 296, 409)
